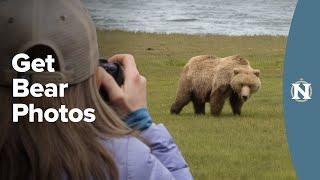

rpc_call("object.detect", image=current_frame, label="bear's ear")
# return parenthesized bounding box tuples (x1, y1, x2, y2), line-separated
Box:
(233, 68, 241, 75)
(253, 69, 260, 77)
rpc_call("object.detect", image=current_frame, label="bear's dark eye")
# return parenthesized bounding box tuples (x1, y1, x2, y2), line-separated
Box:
(249, 84, 256, 89)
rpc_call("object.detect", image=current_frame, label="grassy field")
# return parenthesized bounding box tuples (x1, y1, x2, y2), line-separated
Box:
(97, 30, 296, 180)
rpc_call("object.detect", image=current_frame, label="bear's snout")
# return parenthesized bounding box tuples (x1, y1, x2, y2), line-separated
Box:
(242, 95, 249, 101)
(241, 86, 250, 102)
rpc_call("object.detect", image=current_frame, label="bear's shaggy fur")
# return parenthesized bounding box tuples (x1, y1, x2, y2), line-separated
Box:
(170, 55, 261, 116)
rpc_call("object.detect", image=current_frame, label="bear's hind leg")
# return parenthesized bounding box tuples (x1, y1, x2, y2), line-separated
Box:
(229, 91, 244, 115)
(192, 97, 205, 115)
(170, 89, 191, 115)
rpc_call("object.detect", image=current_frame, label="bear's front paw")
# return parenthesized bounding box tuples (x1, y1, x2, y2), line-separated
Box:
(170, 106, 180, 115)
(232, 110, 241, 116)
(211, 112, 221, 116)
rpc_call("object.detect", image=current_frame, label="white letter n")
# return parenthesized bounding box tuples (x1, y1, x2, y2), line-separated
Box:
(292, 83, 311, 100)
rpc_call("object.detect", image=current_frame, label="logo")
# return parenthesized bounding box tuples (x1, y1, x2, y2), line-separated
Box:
(291, 78, 312, 103)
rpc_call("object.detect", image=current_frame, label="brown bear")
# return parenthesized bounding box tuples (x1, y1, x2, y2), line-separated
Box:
(170, 55, 261, 116)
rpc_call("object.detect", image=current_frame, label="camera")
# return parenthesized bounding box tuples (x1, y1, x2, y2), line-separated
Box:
(99, 59, 124, 101)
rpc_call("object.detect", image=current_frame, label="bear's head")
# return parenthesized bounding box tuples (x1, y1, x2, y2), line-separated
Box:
(230, 68, 261, 102)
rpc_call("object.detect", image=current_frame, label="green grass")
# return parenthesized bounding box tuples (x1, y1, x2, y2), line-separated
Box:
(98, 30, 296, 180)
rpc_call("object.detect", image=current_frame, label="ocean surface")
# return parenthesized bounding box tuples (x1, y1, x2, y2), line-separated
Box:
(82, 0, 297, 36)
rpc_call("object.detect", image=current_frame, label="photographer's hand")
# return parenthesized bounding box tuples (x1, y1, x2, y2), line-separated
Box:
(97, 54, 147, 116)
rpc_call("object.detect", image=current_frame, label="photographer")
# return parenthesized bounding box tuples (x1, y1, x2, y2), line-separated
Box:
(98, 54, 193, 180)
(0, 0, 193, 180)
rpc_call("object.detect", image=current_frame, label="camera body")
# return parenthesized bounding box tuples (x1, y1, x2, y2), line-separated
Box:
(99, 59, 124, 101)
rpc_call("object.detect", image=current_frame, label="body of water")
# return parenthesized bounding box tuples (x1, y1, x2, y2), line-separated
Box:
(82, 0, 297, 36)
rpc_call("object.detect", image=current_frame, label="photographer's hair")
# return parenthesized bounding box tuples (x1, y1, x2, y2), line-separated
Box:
(0, 45, 133, 180)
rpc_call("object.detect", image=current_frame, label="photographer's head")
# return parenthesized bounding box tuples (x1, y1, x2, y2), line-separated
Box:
(0, 0, 145, 180)
(0, 0, 99, 85)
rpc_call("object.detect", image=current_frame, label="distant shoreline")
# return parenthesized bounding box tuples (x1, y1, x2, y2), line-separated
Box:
(97, 29, 289, 38)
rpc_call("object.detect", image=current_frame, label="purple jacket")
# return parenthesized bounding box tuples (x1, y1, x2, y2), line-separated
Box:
(101, 123, 193, 180)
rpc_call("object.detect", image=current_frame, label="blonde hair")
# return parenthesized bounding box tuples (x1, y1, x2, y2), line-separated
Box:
(0, 76, 134, 180)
